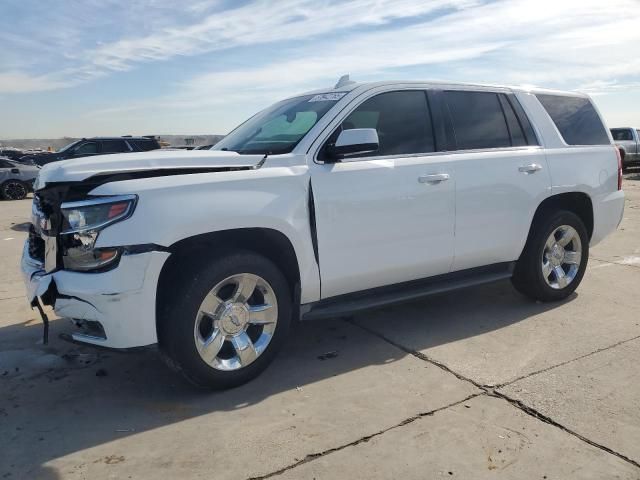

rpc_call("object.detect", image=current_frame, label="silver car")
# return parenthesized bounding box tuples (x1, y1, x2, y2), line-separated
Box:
(0, 157, 39, 200)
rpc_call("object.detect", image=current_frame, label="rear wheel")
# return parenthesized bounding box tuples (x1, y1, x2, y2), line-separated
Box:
(512, 210, 589, 302)
(1, 180, 28, 200)
(158, 251, 292, 389)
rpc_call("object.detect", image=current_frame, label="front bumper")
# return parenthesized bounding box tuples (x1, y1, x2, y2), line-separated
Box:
(21, 241, 170, 349)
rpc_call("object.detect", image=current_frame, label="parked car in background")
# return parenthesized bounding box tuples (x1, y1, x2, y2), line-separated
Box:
(0, 148, 26, 162)
(0, 158, 39, 200)
(20, 136, 161, 166)
(610, 128, 640, 171)
(22, 79, 624, 389)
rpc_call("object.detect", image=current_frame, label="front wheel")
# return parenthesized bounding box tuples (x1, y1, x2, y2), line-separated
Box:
(1, 180, 28, 200)
(512, 210, 589, 302)
(158, 251, 292, 389)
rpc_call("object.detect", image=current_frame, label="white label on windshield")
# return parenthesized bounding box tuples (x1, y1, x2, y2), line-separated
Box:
(308, 92, 347, 102)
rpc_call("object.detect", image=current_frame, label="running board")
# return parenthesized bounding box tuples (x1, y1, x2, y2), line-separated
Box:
(301, 262, 515, 321)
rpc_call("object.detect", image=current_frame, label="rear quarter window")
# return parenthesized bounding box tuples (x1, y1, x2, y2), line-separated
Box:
(536, 94, 609, 146)
(129, 139, 160, 151)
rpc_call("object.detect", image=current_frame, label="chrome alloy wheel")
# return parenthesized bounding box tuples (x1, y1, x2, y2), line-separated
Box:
(2, 181, 27, 200)
(541, 225, 582, 290)
(193, 273, 278, 371)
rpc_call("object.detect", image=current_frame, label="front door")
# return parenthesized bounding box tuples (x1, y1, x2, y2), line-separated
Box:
(310, 89, 456, 299)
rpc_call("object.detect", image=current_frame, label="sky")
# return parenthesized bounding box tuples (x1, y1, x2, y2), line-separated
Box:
(1, 0, 640, 139)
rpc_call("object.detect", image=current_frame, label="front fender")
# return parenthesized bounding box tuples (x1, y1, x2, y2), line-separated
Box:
(89, 166, 321, 303)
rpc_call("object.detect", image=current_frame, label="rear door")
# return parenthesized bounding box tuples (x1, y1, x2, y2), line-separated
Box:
(0, 159, 12, 184)
(310, 89, 455, 298)
(441, 89, 550, 271)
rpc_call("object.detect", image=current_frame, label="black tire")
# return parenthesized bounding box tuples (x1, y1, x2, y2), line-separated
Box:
(1, 180, 28, 200)
(512, 210, 589, 302)
(158, 250, 292, 390)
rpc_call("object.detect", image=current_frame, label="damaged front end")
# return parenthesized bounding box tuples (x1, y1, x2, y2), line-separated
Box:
(22, 180, 170, 349)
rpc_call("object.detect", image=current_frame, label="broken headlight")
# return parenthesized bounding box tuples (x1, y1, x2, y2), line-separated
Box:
(60, 195, 137, 271)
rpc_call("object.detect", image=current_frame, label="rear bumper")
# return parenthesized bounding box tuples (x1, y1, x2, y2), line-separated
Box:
(21, 241, 170, 349)
(590, 190, 625, 246)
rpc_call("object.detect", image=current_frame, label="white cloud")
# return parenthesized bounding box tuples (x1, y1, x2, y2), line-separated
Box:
(0, 0, 477, 93)
(89, 0, 640, 130)
(0, 72, 70, 94)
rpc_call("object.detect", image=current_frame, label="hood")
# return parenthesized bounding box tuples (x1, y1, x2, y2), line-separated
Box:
(35, 149, 264, 190)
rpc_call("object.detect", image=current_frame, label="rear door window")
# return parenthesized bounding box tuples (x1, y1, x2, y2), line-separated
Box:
(101, 140, 129, 153)
(536, 94, 609, 145)
(129, 139, 160, 151)
(444, 91, 511, 150)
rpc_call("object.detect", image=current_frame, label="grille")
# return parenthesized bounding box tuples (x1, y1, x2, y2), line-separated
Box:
(28, 225, 45, 263)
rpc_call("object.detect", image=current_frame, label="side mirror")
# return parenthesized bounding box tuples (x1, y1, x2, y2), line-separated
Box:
(328, 128, 379, 159)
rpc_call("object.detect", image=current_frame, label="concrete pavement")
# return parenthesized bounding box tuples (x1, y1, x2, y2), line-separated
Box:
(1, 173, 639, 479)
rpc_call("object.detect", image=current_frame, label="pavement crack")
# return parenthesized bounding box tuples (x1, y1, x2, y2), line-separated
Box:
(494, 334, 640, 389)
(346, 317, 488, 390)
(490, 390, 640, 470)
(590, 256, 640, 270)
(246, 392, 484, 480)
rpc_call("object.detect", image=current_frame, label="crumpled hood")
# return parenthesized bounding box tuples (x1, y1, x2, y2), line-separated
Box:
(34, 149, 263, 189)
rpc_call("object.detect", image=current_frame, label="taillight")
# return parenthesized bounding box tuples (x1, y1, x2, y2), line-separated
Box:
(615, 147, 622, 190)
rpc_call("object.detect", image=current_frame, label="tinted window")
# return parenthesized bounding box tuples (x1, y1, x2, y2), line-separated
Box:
(101, 140, 128, 153)
(611, 128, 633, 141)
(536, 94, 609, 145)
(129, 139, 159, 151)
(0, 160, 14, 168)
(74, 142, 98, 155)
(444, 91, 511, 150)
(499, 94, 527, 147)
(324, 90, 434, 159)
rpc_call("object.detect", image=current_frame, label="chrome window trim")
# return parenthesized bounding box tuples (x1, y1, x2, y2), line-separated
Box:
(317, 145, 543, 164)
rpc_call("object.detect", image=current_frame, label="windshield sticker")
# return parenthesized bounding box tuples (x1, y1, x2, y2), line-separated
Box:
(308, 92, 347, 102)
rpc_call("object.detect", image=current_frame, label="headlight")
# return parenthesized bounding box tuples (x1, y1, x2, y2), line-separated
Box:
(60, 195, 137, 271)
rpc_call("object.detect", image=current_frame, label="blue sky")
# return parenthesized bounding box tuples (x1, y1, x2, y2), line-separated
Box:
(1, 0, 640, 139)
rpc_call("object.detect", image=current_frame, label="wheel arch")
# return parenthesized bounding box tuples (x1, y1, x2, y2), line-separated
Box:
(527, 192, 594, 246)
(617, 146, 626, 161)
(156, 228, 302, 339)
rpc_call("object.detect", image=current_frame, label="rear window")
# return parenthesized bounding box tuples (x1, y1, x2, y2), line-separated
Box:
(611, 128, 633, 141)
(536, 94, 609, 146)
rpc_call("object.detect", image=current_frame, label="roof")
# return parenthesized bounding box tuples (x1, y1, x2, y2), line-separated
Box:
(82, 136, 157, 141)
(296, 77, 590, 99)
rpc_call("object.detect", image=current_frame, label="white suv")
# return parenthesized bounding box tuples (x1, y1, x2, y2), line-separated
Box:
(22, 78, 625, 389)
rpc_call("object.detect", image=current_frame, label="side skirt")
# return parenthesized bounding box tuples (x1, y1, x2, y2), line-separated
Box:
(301, 262, 515, 321)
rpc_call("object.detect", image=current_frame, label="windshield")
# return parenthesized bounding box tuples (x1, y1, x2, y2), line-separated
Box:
(213, 93, 346, 155)
(57, 140, 80, 153)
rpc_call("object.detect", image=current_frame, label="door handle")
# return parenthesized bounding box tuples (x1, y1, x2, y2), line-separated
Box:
(518, 163, 542, 174)
(418, 173, 450, 184)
